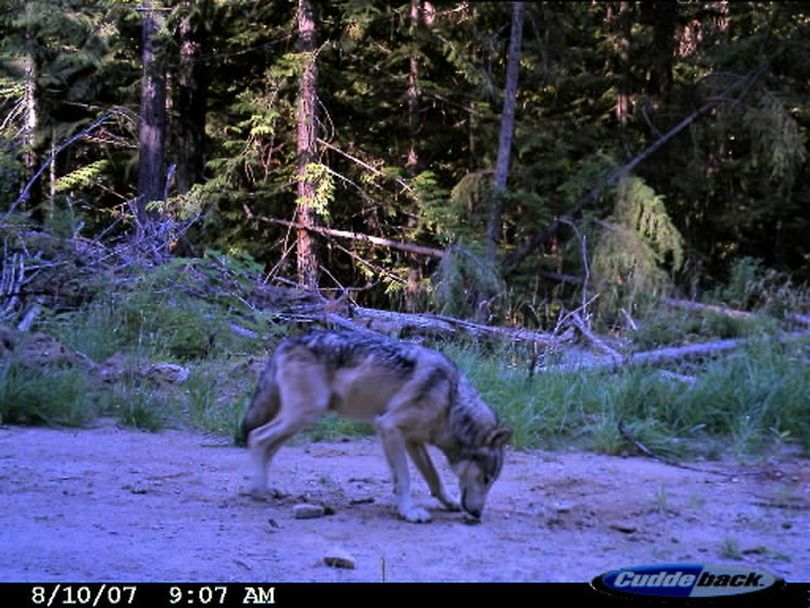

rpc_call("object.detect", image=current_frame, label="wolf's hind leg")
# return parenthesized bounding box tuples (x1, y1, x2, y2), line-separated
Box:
(246, 418, 299, 497)
(247, 407, 324, 496)
(406, 442, 460, 512)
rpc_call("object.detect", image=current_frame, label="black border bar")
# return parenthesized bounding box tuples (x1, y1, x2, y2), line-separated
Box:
(1, 582, 808, 608)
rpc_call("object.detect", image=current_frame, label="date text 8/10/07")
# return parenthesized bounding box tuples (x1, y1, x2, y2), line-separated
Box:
(32, 585, 138, 607)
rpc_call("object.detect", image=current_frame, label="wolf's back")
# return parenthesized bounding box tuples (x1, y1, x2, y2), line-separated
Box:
(239, 355, 281, 446)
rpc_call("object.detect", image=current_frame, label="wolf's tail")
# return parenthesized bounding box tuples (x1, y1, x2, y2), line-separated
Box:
(237, 356, 281, 447)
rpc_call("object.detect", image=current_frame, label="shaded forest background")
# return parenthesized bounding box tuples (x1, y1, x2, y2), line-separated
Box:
(1, 0, 808, 327)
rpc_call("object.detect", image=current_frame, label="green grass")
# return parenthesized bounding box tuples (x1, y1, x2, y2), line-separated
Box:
(442, 337, 810, 458)
(4, 248, 807, 459)
(183, 363, 251, 440)
(304, 414, 374, 442)
(3, 325, 807, 458)
(0, 362, 96, 427)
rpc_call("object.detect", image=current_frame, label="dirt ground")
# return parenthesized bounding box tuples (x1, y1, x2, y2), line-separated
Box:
(1, 420, 807, 583)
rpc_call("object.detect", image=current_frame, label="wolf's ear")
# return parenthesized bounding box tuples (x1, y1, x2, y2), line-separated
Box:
(488, 427, 512, 447)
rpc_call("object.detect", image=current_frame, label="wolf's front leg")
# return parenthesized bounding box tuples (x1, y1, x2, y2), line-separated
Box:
(406, 442, 460, 511)
(376, 418, 432, 523)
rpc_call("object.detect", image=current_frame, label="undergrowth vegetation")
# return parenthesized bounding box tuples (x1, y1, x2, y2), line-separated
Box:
(1, 250, 808, 460)
(448, 338, 810, 458)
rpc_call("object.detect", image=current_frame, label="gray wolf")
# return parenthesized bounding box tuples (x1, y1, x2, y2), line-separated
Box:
(241, 330, 511, 523)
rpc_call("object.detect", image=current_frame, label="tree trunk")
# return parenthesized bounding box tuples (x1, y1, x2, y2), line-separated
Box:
(647, 1, 677, 102)
(404, 0, 423, 311)
(174, 0, 210, 194)
(137, 2, 167, 232)
(21, 21, 39, 210)
(295, 0, 320, 290)
(615, 1, 633, 155)
(486, 1, 524, 257)
(406, 0, 421, 172)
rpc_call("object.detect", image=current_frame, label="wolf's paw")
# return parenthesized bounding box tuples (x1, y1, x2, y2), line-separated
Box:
(241, 487, 269, 501)
(241, 486, 285, 501)
(399, 505, 432, 523)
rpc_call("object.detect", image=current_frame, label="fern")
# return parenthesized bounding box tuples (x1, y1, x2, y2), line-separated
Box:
(591, 177, 684, 322)
(53, 159, 109, 193)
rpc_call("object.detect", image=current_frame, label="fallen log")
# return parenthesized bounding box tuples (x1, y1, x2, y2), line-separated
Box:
(786, 313, 810, 327)
(542, 330, 810, 373)
(350, 306, 566, 347)
(663, 297, 810, 329)
(661, 297, 756, 320)
(261, 286, 567, 347)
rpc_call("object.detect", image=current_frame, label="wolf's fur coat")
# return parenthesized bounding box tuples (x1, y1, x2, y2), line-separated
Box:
(242, 330, 511, 522)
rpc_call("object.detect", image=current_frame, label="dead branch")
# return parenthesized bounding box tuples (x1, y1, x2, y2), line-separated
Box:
(567, 311, 622, 360)
(5, 113, 115, 220)
(253, 214, 445, 260)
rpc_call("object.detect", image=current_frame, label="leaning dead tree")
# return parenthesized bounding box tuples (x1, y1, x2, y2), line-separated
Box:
(251, 214, 444, 259)
(503, 64, 768, 272)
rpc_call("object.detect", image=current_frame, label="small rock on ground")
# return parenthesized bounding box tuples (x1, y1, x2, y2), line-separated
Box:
(323, 547, 356, 570)
(293, 503, 326, 519)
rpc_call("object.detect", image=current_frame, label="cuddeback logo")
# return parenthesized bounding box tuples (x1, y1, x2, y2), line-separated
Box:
(592, 563, 783, 600)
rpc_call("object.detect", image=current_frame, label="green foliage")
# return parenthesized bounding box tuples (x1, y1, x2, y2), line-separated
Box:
(590, 177, 683, 323)
(681, 340, 810, 454)
(98, 381, 169, 432)
(304, 413, 373, 442)
(0, 138, 23, 203)
(444, 336, 810, 457)
(432, 243, 505, 320)
(296, 162, 335, 219)
(421, 171, 489, 243)
(0, 361, 94, 426)
(712, 256, 807, 317)
(183, 361, 251, 439)
(50, 251, 268, 362)
(53, 160, 109, 194)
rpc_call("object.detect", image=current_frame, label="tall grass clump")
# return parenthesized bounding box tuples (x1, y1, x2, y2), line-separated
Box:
(184, 363, 251, 439)
(96, 381, 171, 432)
(49, 299, 129, 361)
(674, 339, 810, 454)
(0, 361, 95, 426)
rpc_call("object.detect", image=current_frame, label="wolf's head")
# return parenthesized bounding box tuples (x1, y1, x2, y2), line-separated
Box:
(451, 427, 512, 520)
